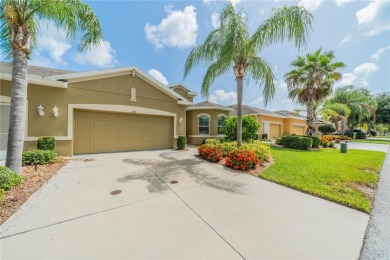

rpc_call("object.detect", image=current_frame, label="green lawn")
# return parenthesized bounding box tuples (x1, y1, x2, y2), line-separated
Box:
(350, 139, 390, 145)
(260, 147, 386, 213)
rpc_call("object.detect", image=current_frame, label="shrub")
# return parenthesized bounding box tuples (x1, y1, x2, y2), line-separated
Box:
(356, 132, 367, 139)
(322, 141, 329, 148)
(242, 141, 272, 162)
(217, 141, 237, 157)
(37, 136, 56, 151)
(369, 130, 377, 137)
(177, 136, 187, 150)
(328, 141, 335, 148)
(225, 149, 259, 171)
(345, 131, 353, 138)
(22, 150, 57, 165)
(0, 166, 22, 190)
(261, 133, 268, 140)
(220, 116, 259, 142)
(318, 123, 336, 134)
(0, 188, 4, 201)
(275, 138, 283, 145)
(203, 138, 221, 145)
(335, 139, 340, 143)
(281, 135, 313, 150)
(309, 136, 321, 148)
(198, 145, 223, 162)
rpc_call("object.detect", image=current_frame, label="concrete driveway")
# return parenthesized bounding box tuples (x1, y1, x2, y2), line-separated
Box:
(1, 148, 369, 259)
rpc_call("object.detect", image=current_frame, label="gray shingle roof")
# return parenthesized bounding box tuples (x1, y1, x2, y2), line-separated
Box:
(229, 104, 287, 118)
(0, 61, 73, 77)
(193, 101, 227, 108)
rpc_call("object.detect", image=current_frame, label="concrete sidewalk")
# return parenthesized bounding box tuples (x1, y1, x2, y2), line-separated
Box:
(360, 145, 390, 259)
(1, 148, 369, 259)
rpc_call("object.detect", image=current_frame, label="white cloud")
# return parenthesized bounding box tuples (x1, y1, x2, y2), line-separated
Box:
(339, 35, 351, 45)
(209, 90, 237, 105)
(211, 12, 220, 29)
(281, 98, 292, 104)
(259, 8, 267, 17)
(203, 0, 215, 5)
(230, 0, 243, 8)
(337, 62, 380, 87)
(31, 21, 71, 66)
(147, 69, 168, 85)
(274, 79, 287, 91)
(298, 0, 323, 12)
(73, 40, 118, 68)
(356, 0, 390, 36)
(272, 66, 278, 74)
(371, 45, 390, 60)
(335, 0, 353, 7)
(251, 96, 264, 105)
(145, 5, 198, 49)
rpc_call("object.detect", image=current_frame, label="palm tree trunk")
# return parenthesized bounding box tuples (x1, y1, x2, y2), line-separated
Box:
(237, 77, 243, 147)
(6, 49, 28, 173)
(306, 100, 316, 136)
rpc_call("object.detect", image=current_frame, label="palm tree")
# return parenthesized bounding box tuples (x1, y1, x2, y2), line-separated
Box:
(285, 49, 345, 136)
(329, 85, 377, 133)
(319, 100, 351, 136)
(0, 0, 103, 173)
(184, 3, 313, 146)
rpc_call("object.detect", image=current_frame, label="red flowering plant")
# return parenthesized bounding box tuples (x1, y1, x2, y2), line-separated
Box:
(225, 149, 259, 171)
(198, 144, 223, 162)
(321, 135, 351, 145)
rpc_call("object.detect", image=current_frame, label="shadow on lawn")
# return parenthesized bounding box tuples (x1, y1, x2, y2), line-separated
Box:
(118, 151, 246, 194)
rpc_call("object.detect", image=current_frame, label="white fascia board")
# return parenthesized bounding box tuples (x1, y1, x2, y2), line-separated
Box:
(0, 72, 67, 88)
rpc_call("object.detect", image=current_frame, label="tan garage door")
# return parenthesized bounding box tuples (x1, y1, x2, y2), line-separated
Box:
(292, 126, 305, 135)
(74, 110, 173, 154)
(269, 124, 281, 139)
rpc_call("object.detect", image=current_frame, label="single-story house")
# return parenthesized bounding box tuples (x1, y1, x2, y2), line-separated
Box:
(0, 62, 307, 158)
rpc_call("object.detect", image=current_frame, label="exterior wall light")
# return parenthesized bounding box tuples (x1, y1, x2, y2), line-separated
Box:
(37, 104, 44, 116)
(53, 106, 59, 117)
(179, 117, 183, 124)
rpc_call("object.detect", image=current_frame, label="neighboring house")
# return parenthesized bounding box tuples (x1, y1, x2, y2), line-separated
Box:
(228, 105, 308, 139)
(0, 63, 307, 158)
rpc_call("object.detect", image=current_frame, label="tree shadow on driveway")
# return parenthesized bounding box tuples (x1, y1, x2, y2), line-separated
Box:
(118, 151, 246, 194)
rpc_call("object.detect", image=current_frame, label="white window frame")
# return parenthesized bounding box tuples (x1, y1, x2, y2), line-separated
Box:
(217, 114, 227, 135)
(197, 113, 211, 135)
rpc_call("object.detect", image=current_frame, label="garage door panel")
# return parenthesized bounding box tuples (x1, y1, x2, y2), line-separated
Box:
(74, 110, 173, 154)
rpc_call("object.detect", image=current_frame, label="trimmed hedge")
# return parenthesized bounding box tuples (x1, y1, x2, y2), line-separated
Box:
(203, 138, 221, 145)
(242, 141, 272, 162)
(356, 132, 367, 139)
(309, 136, 321, 148)
(22, 150, 57, 165)
(37, 136, 56, 151)
(369, 130, 377, 137)
(0, 166, 22, 191)
(177, 136, 187, 150)
(281, 135, 313, 150)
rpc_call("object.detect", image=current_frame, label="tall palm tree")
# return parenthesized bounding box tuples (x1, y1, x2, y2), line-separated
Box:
(184, 3, 313, 146)
(285, 49, 345, 136)
(0, 0, 103, 173)
(329, 85, 377, 133)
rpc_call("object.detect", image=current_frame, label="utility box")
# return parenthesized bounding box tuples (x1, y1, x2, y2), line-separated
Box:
(340, 142, 348, 153)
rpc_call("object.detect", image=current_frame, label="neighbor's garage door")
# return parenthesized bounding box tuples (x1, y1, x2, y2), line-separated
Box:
(291, 125, 305, 135)
(74, 110, 173, 154)
(269, 124, 281, 138)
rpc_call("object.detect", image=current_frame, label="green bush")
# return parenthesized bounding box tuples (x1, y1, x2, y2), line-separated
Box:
(309, 136, 321, 148)
(276, 138, 283, 145)
(37, 136, 56, 151)
(203, 138, 221, 145)
(261, 133, 268, 140)
(22, 150, 57, 165)
(220, 116, 259, 142)
(318, 123, 336, 134)
(0, 166, 22, 190)
(356, 132, 367, 139)
(369, 130, 377, 137)
(242, 141, 272, 162)
(322, 141, 329, 148)
(281, 135, 313, 150)
(0, 188, 4, 201)
(328, 141, 335, 148)
(216, 141, 238, 157)
(177, 136, 187, 150)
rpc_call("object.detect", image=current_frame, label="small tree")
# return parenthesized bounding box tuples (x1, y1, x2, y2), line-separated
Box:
(221, 116, 259, 142)
(318, 123, 336, 135)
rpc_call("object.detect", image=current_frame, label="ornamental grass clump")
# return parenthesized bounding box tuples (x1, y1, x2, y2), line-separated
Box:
(198, 145, 223, 162)
(225, 149, 259, 171)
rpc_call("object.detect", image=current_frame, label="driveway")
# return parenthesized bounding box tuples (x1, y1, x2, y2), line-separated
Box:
(1, 148, 368, 259)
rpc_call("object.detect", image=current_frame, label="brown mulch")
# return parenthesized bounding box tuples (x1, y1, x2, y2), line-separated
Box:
(196, 154, 274, 176)
(0, 158, 69, 225)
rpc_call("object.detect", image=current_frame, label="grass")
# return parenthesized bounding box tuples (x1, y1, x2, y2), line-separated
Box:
(350, 139, 390, 145)
(260, 147, 386, 213)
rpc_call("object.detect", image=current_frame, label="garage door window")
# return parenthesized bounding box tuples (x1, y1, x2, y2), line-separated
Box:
(199, 115, 210, 135)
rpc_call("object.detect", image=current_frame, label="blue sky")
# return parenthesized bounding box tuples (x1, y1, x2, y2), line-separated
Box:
(25, 0, 390, 111)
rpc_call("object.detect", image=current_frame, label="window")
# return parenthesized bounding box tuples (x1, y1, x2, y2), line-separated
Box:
(217, 115, 226, 134)
(198, 115, 210, 135)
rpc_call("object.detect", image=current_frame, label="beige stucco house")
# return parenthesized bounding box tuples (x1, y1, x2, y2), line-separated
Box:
(0, 63, 307, 158)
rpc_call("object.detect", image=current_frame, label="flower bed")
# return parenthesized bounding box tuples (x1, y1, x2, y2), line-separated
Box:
(198, 145, 223, 162)
(225, 149, 259, 170)
(321, 135, 351, 145)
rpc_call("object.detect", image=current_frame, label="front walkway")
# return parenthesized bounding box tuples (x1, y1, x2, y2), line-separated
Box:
(1, 148, 368, 259)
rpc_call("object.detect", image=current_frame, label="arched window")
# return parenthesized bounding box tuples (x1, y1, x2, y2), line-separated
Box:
(217, 115, 227, 134)
(198, 114, 210, 135)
